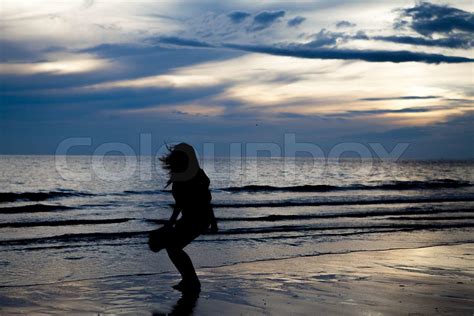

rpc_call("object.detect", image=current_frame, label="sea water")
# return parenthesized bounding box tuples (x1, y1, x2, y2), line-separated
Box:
(1, 156, 473, 287)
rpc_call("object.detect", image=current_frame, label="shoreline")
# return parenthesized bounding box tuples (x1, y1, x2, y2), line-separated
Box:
(1, 241, 470, 288)
(1, 243, 473, 315)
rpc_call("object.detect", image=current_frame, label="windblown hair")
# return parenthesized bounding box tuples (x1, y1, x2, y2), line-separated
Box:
(160, 143, 200, 187)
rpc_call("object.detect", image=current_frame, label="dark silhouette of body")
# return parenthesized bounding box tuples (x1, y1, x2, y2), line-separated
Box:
(160, 143, 218, 293)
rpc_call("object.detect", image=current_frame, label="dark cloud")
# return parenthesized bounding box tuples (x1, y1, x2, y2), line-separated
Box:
(79, 43, 163, 57)
(359, 96, 440, 101)
(303, 28, 472, 50)
(330, 106, 451, 118)
(150, 34, 474, 64)
(306, 29, 345, 48)
(317, 3, 474, 50)
(351, 30, 370, 40)
(302, 29, 368, 48)
(386, 2, 474, 49)
(0, 88, 230, 127)
(223, 42, 474, 64)
(0, 40, 45, 62)
(318, 26, 471, 50)
(444, 98, 474, 104)
(389, 3, 474, 49)
(336, 20, 356, 28)
(292, 3, 474, 50)
(396, 2, 474, 36)
(152, 36, 214, 48)
(227, 11, 251, 23)
(373, 34, 473, 49)
(249, 10, 286, 31)
(287, 16, 306, 27)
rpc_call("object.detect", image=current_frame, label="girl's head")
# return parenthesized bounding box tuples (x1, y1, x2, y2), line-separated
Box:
(160, 143, 199, 186)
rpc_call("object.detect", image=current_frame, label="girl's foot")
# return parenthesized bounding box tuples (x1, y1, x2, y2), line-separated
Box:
(172, 279, 201, 292)
(172, 280, 185, 290)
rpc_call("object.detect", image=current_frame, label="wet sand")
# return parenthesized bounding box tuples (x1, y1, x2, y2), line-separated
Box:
(1, 243, 473, 315)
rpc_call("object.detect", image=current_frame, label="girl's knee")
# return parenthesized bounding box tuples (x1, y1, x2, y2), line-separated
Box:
(166, 246, 181, 257)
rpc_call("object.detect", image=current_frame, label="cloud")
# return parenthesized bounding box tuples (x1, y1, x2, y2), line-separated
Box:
(302, 28, 472, 50)
(298, 3, 474, 50)
(395, 2, 474, 36)
(384, 2, 474, 49)
(224, 43, 474, 64)
(249, 10, 286, 31)
(0, 58, 109, 75)
(2, 2, 473, 158)
(150, 33, 474, 64)
(81, 0, 94, 10)
(329, 106, 452, 118)
(287, 16, 306, 27)
(336, 20, 356, 28)
(359, 96, 440, 101)
(444, 98, 474, 104)
(373, 34, 473, 49)
(319, 18, 472, 50)
(1, 81, 228, 112)
(154, 36, 214, 48)
(89, 74, 221, 90)
(227, 11, 251, 23)
(306, 29, 345, 48)
(1, 43, 239, 92)
(122, 104, 225, 117)
(79, 43, 163, 58)
(296, 29, 370, 48)
(0, 40, 45, 62)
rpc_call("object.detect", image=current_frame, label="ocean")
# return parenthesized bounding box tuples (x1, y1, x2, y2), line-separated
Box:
(1, 155, 473, 288)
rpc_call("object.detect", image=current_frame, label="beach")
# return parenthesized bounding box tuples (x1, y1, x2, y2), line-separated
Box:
(1, 243, 472, 315)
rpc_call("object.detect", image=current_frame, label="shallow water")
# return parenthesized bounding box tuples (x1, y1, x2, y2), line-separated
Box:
(0, 156, 473, 287)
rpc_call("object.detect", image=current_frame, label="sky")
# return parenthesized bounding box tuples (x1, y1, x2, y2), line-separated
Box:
(0, 0, 473, 158)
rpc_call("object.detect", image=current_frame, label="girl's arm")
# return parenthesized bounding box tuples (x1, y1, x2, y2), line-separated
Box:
(168, 207, 181, 226)
(209, 207, 218, 233)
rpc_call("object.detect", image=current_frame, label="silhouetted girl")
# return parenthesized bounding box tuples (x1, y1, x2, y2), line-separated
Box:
(160, 143, 218, 292)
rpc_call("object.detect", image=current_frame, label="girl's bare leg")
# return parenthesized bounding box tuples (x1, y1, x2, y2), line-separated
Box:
(166, 247, 200, 287)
